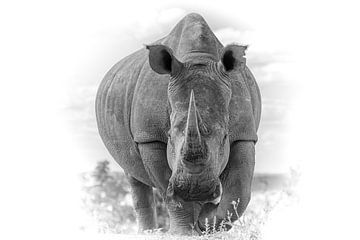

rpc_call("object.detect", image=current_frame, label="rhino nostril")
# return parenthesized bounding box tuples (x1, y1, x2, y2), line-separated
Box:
(197, 220, 206, 232)
(210, 183, 222, 205)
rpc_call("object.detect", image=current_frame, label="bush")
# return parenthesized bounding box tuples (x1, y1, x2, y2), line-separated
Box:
(81, 160, 169, 233)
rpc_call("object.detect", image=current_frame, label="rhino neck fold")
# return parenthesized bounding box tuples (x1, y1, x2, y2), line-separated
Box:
(160, 13, 223, 62)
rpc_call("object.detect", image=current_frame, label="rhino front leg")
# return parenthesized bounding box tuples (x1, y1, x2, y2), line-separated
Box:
(138, 142, 199, 235)
(127, 174, 157, 231)
(198, 141, 255, 231)
(166, 201, 201, 235)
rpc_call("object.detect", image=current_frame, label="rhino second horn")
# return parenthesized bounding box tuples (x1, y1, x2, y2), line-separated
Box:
(184, 90, 202, 151)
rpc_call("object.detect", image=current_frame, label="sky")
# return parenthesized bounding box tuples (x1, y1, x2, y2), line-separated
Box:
(1, 0, 360, 239)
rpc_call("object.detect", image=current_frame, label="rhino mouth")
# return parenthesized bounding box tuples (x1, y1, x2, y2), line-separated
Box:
(166, 175, 222, 205)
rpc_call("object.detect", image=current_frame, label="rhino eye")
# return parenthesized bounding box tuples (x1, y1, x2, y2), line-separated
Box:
(222, 134, 228, 145)
(200, 124, 210, 135)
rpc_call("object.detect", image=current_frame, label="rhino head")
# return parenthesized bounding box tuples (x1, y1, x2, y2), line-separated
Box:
(146, 44, 247, 206)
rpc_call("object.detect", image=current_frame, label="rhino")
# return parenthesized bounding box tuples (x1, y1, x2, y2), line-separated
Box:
(95, 13, 261, 234)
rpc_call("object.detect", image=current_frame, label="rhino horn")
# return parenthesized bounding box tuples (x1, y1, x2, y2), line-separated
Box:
(184, 90, 202, 152)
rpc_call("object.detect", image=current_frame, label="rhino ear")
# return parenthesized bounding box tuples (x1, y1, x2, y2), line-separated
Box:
(220, 44, 248, 72)
(146, 44, 183, 76)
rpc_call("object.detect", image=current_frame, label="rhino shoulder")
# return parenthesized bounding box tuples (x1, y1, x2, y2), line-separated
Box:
(228, 67, 260, 143)
(130, 57, 171, 144)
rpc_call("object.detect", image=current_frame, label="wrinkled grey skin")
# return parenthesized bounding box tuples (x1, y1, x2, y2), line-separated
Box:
(96, 13, 261, 235)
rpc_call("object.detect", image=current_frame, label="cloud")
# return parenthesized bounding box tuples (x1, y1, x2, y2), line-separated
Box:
(126, 8, 187, 42)
(214, 27, 251, 45)
(214, 26, 294, 84)
(157, 8, 187, 25)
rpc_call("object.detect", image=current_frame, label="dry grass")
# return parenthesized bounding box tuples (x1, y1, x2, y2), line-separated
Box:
(138, 170, 300, 240)
(139, 191, 294, 240)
